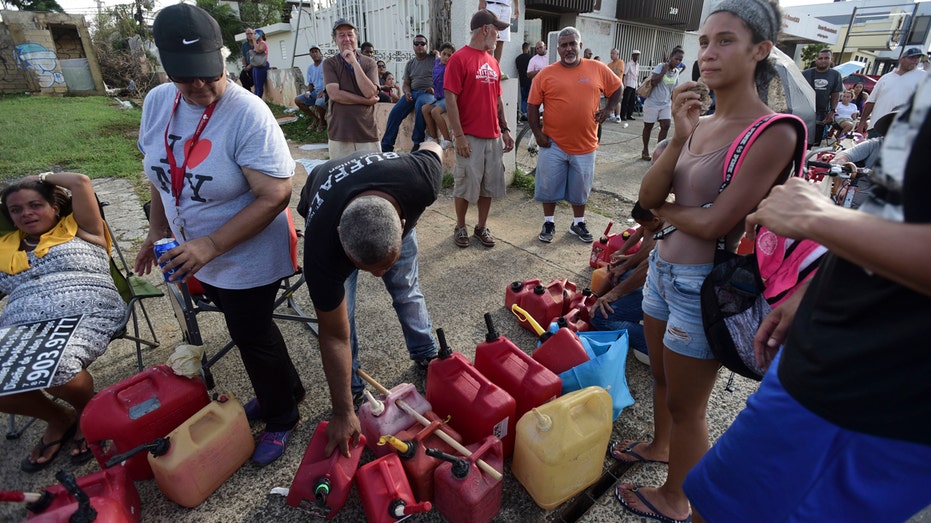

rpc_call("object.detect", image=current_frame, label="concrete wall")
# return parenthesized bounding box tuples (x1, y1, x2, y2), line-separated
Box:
(0, 10, 105, 95)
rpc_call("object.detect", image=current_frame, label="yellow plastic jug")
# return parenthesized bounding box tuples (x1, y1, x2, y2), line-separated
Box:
(590, 266, 608, 294)
(148, 393, 254, 508)
(511, 386, 613, 509)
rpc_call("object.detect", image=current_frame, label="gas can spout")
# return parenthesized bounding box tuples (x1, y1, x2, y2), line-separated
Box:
(436, 328, 452, 359)
(483, 312, 499, 342)
(313, 477, 331, 507)
(377, 435, 416, 459)
(532, 409, 553, 432)
(363, 390, 384, 416)
(389, 498, 433, 517)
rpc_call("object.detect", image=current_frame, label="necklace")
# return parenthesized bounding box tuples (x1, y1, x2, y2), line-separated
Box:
(22, 237, 39, 247)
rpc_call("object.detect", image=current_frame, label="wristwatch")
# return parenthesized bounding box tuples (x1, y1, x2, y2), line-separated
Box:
(38, 172, 52, 183)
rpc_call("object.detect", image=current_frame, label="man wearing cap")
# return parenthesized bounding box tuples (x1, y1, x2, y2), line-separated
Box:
(137, 4, 303, 466)
(324, 18, 381, 160)
(381, 34, 436, 153)
(857, 47, 926, 138)
(294, 46, 327, 132)
(528, 26, 621, 245)
(621, 49, 640, 121)
(802, 49, 844, 146)
(445, 9, 514, 249)
(239, 27, 255, 92)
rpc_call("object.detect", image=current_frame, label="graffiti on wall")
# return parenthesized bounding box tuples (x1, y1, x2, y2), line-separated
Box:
(15, 42, 64, 88)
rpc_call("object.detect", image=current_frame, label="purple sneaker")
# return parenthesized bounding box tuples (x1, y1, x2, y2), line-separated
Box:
(243, 397, 262, 422)
(252, 429, 291, 466)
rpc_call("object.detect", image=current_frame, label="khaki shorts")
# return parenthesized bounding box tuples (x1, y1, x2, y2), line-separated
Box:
(453, 135, 507, 203)
(328, 140, 380, 161)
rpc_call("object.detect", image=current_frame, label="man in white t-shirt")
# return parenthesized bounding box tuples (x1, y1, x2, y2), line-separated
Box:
(527, 41, 548, 81)
(857, 47, 926, 138)
(621, 50, 640, 121)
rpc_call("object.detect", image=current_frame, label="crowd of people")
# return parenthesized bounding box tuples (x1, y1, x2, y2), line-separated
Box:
(3, 1, 929, 521)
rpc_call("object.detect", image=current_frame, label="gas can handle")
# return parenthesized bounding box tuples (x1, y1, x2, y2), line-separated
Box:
(510, 304, 545, 337)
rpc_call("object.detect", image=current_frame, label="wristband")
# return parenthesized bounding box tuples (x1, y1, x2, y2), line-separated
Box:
(38, 172, 53, 183)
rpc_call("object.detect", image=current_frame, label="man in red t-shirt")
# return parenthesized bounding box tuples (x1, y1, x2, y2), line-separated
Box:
(444, 9, 515, 249)
(528, 26, 621, 244)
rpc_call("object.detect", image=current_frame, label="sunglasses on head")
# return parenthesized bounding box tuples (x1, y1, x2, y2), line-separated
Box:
(413, 41, 427, 46)
(169, 74, 223, 84)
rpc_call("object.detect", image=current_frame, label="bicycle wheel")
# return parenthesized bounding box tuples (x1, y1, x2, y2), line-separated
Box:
(515, 125, 539, 176)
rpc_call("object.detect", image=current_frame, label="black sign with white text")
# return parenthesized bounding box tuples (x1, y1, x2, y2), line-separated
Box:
(0, 315, 83, 395)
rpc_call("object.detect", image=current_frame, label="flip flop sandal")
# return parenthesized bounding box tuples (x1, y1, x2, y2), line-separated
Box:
(21, 423, 77, 473)
(608, 440, 669, 464)
(641, 152, 652, 161)
(615, 484, 692, 523)
(69, 437, 95, 465)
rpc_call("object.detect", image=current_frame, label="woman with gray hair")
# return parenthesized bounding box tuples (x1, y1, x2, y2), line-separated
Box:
(612, 1, 800, 522)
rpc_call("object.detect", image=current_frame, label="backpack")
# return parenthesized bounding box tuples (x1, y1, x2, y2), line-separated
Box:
(699, 113, 824, 380)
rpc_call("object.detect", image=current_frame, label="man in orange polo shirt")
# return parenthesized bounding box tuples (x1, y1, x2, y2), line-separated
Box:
(527, 26, 621, 243)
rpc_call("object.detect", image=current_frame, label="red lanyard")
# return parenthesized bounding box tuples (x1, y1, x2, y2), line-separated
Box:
(164, 91, 217, 206)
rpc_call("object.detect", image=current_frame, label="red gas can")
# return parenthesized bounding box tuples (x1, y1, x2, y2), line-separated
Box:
(359, 382, 433, 457)
(27, 467, 140, 522)
(426, 329, 517, 457)
(355, 454, 432, 523)
(378, 417, 463, 502)
(81, 365, 209, 480)
(512, 305, 590, 375)
(563, 289, 597, 332)
(286, 421, 366, 518)
(504, 278, 540, 312)
(589, 222, 615, 268)
(512, 280, 567, 333)
(474, 313, 562, 424)
(428, 436, 504, 523)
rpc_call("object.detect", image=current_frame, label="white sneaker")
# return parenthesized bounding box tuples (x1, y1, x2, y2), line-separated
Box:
(439, 139, 452, 150)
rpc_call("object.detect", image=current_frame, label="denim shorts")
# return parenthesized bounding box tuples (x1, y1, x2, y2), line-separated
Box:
(641, 249, 714, 359)
(533, 142, 595, 205)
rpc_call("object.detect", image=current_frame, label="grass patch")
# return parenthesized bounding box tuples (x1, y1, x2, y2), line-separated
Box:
(512, 168, 536, 194)
(0, 95, 142, 180)
(265, 101, 329, 145)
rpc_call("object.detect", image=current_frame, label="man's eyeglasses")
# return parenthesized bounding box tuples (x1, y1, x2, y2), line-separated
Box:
(169, 74, 223, 84)
(413, 41, 427, 46)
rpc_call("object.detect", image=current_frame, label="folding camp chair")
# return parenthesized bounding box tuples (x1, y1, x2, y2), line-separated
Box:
(164, 209, 317, 389)
(2, 199, 162, 439)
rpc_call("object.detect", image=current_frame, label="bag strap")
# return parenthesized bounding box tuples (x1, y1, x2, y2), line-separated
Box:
(654, 113, 808, 243)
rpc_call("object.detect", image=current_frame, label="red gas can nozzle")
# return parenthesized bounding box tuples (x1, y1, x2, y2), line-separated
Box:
(389, 498, 432, 517)
(426, 448, 471, 479)
(483, 313, 499, 342)
(436, 328, 452, 359)
(313, 477, 331, 508)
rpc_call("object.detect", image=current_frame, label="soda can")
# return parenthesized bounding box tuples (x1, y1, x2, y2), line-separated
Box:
(153, 238, 180, 283)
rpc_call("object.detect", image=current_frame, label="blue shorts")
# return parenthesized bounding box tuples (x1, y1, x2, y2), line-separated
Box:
(684, 352, 931, 522)
(533, 142, 595, 206)
(297, 90, 326, 107)
(433, 98, 446, 111)
(641, 249, 713, 359)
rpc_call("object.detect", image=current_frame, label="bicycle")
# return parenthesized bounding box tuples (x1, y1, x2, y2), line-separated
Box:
(806, 160, 872, 209)
(514, 118, 540, 176)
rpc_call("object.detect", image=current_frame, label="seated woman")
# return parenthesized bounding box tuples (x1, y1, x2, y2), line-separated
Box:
(0, 172, 124, 472)
(378, 72, 401, 103)
(833, 89, 859, 139)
